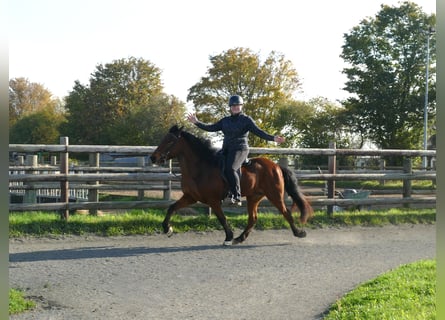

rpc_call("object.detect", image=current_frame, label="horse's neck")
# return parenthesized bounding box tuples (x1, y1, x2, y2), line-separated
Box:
(176, 149, 203, 177)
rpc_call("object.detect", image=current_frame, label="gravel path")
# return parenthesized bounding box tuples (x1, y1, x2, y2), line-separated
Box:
(9, 224, 435, 320)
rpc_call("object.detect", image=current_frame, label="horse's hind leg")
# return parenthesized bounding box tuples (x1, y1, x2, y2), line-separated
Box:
(284, 207, 306, 238)
(233, 195, 262, 244)
(270, 197, 307, 238)
(163, 194, 196, 236)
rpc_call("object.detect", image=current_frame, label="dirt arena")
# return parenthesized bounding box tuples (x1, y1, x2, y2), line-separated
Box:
(9, 224, 435, 320)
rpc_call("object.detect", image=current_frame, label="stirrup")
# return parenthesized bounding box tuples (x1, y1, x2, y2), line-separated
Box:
(223, 197, 242, 206)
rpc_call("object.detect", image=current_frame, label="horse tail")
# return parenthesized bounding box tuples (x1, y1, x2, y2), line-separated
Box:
(280, 165, 314, 224)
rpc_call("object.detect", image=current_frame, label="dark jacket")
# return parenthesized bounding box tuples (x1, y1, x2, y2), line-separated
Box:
(195, 113, 275, 151)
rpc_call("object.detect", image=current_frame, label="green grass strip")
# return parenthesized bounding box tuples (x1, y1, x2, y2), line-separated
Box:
(324, 259, 436, 320)
(9, 208, 435, 237)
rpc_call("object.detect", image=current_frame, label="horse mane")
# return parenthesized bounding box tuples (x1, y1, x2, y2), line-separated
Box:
(169, 125, 220, 166)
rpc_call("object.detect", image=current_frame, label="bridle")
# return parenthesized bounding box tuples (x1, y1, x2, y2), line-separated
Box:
(157, 132, 180, 162)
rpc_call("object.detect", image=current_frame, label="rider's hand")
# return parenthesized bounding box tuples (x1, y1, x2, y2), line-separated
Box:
(187, 113, 198, 124)
(274, 136, 285, 144)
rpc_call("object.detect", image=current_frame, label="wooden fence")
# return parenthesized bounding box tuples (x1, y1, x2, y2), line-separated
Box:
(9, 137, 436, 219)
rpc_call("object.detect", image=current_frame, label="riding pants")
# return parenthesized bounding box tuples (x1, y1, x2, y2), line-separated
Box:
(224, 149, 249, 200)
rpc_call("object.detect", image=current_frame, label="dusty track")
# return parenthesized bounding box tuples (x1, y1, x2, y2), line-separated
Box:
(9, 224, 435, 320)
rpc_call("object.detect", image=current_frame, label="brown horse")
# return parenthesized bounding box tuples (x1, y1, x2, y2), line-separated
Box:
(150, 125, 313, 245)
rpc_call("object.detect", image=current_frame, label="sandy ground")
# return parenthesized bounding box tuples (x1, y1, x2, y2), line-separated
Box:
(9, 224, 435, 320)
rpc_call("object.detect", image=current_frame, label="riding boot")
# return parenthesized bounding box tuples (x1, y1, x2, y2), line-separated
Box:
(223, 195, 242, 206)
(224, 149, 247, 206)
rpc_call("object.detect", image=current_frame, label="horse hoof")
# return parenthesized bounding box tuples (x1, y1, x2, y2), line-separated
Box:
(232, 236, 245, 244)
(166, 226, 173, 237)
(295, 230, 307, 238)
(223, 240, 233, 246)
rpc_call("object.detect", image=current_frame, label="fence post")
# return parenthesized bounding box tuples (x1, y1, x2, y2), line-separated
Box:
(88, 152, 100, 215)
(24, 155, 38, 203)
(379, 159, 386, 186)
(431, 157, 436, 188)
(402, 157, 412, 208)
(327, 142, 336, 218)
(293, 157, 300, 170)
(17, 155, 24, 165)
(137, 157, 145, 200)
(59, 137, 69, 220)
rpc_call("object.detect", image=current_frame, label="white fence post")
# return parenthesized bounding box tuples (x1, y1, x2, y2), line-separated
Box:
(137, 157, 145, 200)
(327, 142, 336, 218)
(88, 152, 100, 215)
(379, 159, 386, 186)
(403, 157, 412, 208)
(59, 137, 69, 220)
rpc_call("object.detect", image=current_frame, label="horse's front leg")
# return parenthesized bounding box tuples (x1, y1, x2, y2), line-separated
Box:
(163, 194, 196, 237)
(209, 202, 233, 246)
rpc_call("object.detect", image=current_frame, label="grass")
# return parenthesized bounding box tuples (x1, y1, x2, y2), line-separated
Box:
(9, 288, 36, 315)
(324, 259, 436, 319)
(9, 208, 435, 237)
(310, 208, 435, 227)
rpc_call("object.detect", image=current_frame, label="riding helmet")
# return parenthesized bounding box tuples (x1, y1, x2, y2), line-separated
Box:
(228, 95, 244, 106)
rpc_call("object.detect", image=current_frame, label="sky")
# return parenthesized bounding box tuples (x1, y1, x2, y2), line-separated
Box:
(9, 0, 436, 107)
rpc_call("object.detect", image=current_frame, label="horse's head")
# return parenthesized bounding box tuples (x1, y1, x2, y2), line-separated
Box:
(150, 125, 184, 165)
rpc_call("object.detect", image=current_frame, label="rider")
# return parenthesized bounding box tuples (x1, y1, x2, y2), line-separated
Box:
(187, 95, 285, 206)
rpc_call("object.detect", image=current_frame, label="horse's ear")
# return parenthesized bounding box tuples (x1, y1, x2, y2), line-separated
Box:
(175, 125, 183, 137)
(169, 125, 181, 134)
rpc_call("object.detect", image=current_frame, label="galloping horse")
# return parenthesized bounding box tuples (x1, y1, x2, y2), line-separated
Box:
(150, 125, 313, 245)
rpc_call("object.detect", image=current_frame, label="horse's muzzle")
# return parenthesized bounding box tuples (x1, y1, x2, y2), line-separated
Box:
(150, 153, 165, 165)
(150, 154, 159, 164)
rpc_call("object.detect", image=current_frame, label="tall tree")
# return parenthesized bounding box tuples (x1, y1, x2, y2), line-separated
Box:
(296, 98, 354, 168)
(341, 2, 436, 152)
(9, 106, 65, 144)
(9, 77, 57, 127)
(187, 47, 301, 147)
(111, 93, 186, 145)
(272, 99, 315, 147)
(62, 57, 182, 145)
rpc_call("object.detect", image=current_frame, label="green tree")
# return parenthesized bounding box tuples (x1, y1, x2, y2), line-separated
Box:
(9, 106, 65, 144)
(61, 81, 98, 144)
(9, 77, 57, 127)
(273, 99, 316, 148)
(62, 57, 178, 145)
(111, 93, 186, 145)
(297, 98, 353, 168)
(187, 47, 301, 147)
(341, 2, 436, 154)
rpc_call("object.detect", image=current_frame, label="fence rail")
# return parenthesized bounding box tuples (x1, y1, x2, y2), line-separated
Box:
(9, 138, 436, 219)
